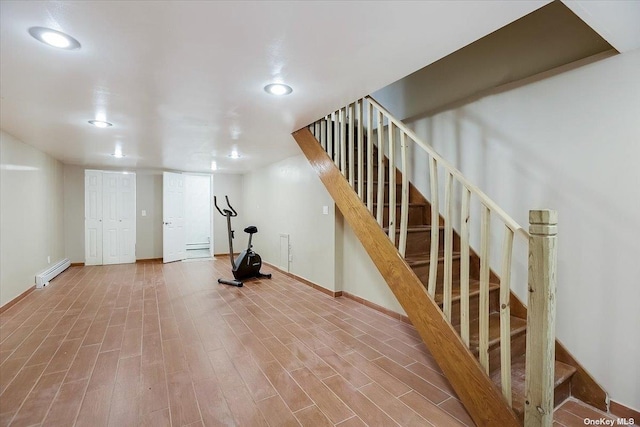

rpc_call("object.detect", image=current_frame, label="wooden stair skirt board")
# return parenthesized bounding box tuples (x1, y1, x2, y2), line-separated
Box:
(293, 127, 521, 426)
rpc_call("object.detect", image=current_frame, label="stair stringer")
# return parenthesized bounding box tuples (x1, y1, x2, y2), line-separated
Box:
(293, 127, 520, 427)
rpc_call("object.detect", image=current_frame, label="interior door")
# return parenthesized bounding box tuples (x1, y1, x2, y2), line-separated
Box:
(163, 172, 186, 263)
(102, 173, 120, 265)
(119, 173, 136, 263)
(85, 170, 103, 265)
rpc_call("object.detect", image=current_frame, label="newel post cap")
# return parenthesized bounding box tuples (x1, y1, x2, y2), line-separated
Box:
(529, 209, 558, 236)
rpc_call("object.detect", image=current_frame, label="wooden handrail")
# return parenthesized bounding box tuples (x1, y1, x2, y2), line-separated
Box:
(366, 95, 528, 241)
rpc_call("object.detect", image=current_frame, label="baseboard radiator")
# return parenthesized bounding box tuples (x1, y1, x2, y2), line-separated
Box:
(35, 258, 70, 289)
(186, 242, 210, 250)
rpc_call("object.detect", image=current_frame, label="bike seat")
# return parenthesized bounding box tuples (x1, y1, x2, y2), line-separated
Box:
(244, 226, 258, 234)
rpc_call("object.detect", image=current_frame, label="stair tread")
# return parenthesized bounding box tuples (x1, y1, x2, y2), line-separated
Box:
(491, 355, 577, 415)
(468, 313, 527, 349)
(405, 252, 461, 267)
(383, 225, 441, 233)
(433, 279, 500, 304)
(374, 202, 426, 207)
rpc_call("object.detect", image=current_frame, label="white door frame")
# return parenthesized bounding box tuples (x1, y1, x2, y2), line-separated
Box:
(85, 170, 103, 266)
(163, 172, 186, 263)
(183, 173, 214, 259)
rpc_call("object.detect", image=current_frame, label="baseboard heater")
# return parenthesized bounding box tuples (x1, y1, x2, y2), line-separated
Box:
(35, 258, 71, 289)
(186, 243, 210, 250)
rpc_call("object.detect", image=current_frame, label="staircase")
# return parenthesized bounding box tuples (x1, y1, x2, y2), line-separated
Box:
(293, 96, 608, 426)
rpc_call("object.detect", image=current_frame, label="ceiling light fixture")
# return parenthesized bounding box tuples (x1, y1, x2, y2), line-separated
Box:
(112, 147, 124, 158)
(88, 120, 113, 128)
(228, 150, 241, 159)
(211, 161, 218, 171)
(264, 83, 293, 96)
(28, 27, 81, 50)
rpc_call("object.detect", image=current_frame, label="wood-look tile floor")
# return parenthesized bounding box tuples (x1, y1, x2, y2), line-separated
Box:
(0, 259, 628, 427)
(554, 399, 638, 427)
(0, 259, 472, 427)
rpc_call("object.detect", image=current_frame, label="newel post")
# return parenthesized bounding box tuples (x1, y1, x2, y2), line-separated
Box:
(524, 210, 558, 427)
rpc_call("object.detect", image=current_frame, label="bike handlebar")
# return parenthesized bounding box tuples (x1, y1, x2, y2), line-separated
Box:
(213, 195, 238, 217)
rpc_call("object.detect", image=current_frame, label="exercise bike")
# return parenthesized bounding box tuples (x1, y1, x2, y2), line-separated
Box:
(214, 196, 271, 287)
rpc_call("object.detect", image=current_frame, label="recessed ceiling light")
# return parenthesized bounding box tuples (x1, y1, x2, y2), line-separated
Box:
(112, 147, 124, 158)
(88, 120, 113, 128)
(211, 161, 218, 171)
(28, 27, 81, 50)
(228, 150, 241, 159)
(264, 83, 293, 96)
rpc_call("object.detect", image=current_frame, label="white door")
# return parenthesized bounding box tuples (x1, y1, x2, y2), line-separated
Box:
(119, 173, 136, 263)
(163, 172, 186, 263)
(102, 172, 137, 265)
(102, 173, 120, 264)
(87, 171, 136, 266)
(85, 170, 103, 265)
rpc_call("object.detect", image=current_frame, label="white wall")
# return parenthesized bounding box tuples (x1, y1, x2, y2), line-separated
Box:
(1, 130, 65, 306)
(136, 172, 163, 259)
(375, 49, 640, 411)
(63, 164, 85, 263)
(337, 211, 406, 314)
(184, 174, 211, 247)
(239, 150, 404, 307)
(242, 154, 337, 291)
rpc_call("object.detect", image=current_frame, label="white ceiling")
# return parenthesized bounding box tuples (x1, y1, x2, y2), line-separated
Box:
(1, 1, 637, 174)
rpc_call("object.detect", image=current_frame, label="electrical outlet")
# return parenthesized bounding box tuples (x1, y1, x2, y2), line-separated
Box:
(322, 206, 329, 215)
(141, 210, 147, 217)
(47, 256, 50, 264)
(289, 254, 293, 262)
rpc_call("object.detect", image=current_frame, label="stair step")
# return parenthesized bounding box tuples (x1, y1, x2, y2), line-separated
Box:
(367, 182, 411, 204)
(374, 202, 426, 208)
(374, 202, 428, 226)
(468, 313, 527, 350)
(383, 225, 436, 234)
(405, 252, 461, 268)
(491, 355, 577, 416)
(433, 279, 501, 327)
(385, 225, 443, 253)
(433, 279, 500, 305)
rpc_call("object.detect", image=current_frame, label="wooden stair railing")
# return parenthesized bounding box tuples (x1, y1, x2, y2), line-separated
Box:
(297, 96, 608, 426)
(293, 127, 520, 426)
